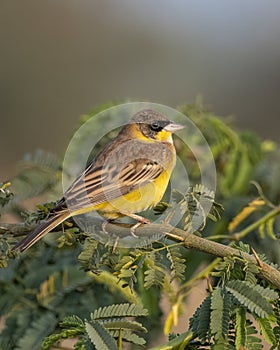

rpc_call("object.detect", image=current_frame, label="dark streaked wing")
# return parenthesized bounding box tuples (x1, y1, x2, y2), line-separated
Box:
(62, 158, 164, 211)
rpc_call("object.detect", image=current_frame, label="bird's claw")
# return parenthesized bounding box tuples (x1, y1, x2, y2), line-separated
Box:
(130, 218, 151, 237)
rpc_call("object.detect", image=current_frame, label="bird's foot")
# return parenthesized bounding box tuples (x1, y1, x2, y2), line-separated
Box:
(102, 219, 114, 234)
(128, 215, 151, 237)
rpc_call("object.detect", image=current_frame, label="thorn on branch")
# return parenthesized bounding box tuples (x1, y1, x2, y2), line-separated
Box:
(251, 247, 264, 268)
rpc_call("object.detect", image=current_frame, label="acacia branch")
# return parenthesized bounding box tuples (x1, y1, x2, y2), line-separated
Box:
(165, 226, 280, 290)
(1, 220, 280, 289)
(68, 220, 280, 289)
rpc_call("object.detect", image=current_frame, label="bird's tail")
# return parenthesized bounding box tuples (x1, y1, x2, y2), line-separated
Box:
(13, 212, 70, 252)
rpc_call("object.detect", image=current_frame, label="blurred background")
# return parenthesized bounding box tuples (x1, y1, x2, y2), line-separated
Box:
(1, 0, 280, 179)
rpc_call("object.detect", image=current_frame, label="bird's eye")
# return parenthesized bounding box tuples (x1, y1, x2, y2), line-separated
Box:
(151, 121, 161, 131)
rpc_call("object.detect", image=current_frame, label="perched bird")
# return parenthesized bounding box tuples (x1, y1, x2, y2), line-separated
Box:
(13, 109, 184, 252)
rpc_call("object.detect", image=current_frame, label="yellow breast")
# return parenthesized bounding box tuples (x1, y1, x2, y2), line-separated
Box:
(97, 161, 174, 220)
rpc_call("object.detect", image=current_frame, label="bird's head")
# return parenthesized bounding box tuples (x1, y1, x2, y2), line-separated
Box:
(128, 109, 184, 142)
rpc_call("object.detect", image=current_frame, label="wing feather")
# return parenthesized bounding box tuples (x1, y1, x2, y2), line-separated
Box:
(64, 159, 164, 211)
(55, 138, 174, 213)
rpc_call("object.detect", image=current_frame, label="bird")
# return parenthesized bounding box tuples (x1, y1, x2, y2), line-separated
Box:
(13, 109, 184, 252)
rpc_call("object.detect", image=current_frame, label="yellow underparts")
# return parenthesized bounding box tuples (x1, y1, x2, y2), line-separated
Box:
(97, 169, 171, 219)
(71, 169, 171, 220)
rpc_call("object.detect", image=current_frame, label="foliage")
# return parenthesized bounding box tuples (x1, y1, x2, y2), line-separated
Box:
(1, 100, 280, 349)
(169, 184, 223, 233)
(10, 149, 61, 201)
(179, 100, 263, 198)
(42, 303, 148, 349)
(0, 182, 13, 208)
(188, 277, 279, 349)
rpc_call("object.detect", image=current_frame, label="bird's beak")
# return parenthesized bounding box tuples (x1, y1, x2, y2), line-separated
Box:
(164, 122, 185, 133)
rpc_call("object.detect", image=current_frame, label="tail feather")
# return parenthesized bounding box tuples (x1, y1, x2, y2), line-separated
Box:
(13, 212, 70, 252)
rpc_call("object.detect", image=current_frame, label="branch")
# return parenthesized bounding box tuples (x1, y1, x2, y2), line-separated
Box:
(2, 220, 280, 289)
(70, 220, 280, 289)
(165, 226, 280, 290)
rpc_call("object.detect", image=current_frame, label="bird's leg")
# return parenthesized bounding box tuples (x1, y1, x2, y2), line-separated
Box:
(101, 219, 120, 252)
(121, 212, 151, 237)
(102, 219, 115, 234)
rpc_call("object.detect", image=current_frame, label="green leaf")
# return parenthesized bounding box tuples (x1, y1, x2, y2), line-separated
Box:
(226, 280, 276, 318)
(102, 319, 147, 333)
(60, 315, 85, 329)
(85, 321, 118, 350)
(144, 254, 165, 289)
(210, 288, 231, 340)
(91, 303, 148, 320)
(257, 317, 276, 346)
(243, 262, 258, 285)
(144, 265, 165, 289)
(110, 330, 146, 346)
(235, 307, 247, 349)
(78, 238, 99, 271)
(235, 310, 263, 350)
(189, 295, 211, 342)
(250, 283, 279, 300)
(16, 312, 56, 350)
(166, 246, 186, 282)
(42, 329, 85, 350)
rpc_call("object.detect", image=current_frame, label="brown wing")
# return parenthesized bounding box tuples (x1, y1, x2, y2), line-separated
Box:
(62, 158, 164, 211)
(56, 137, 173, 212)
